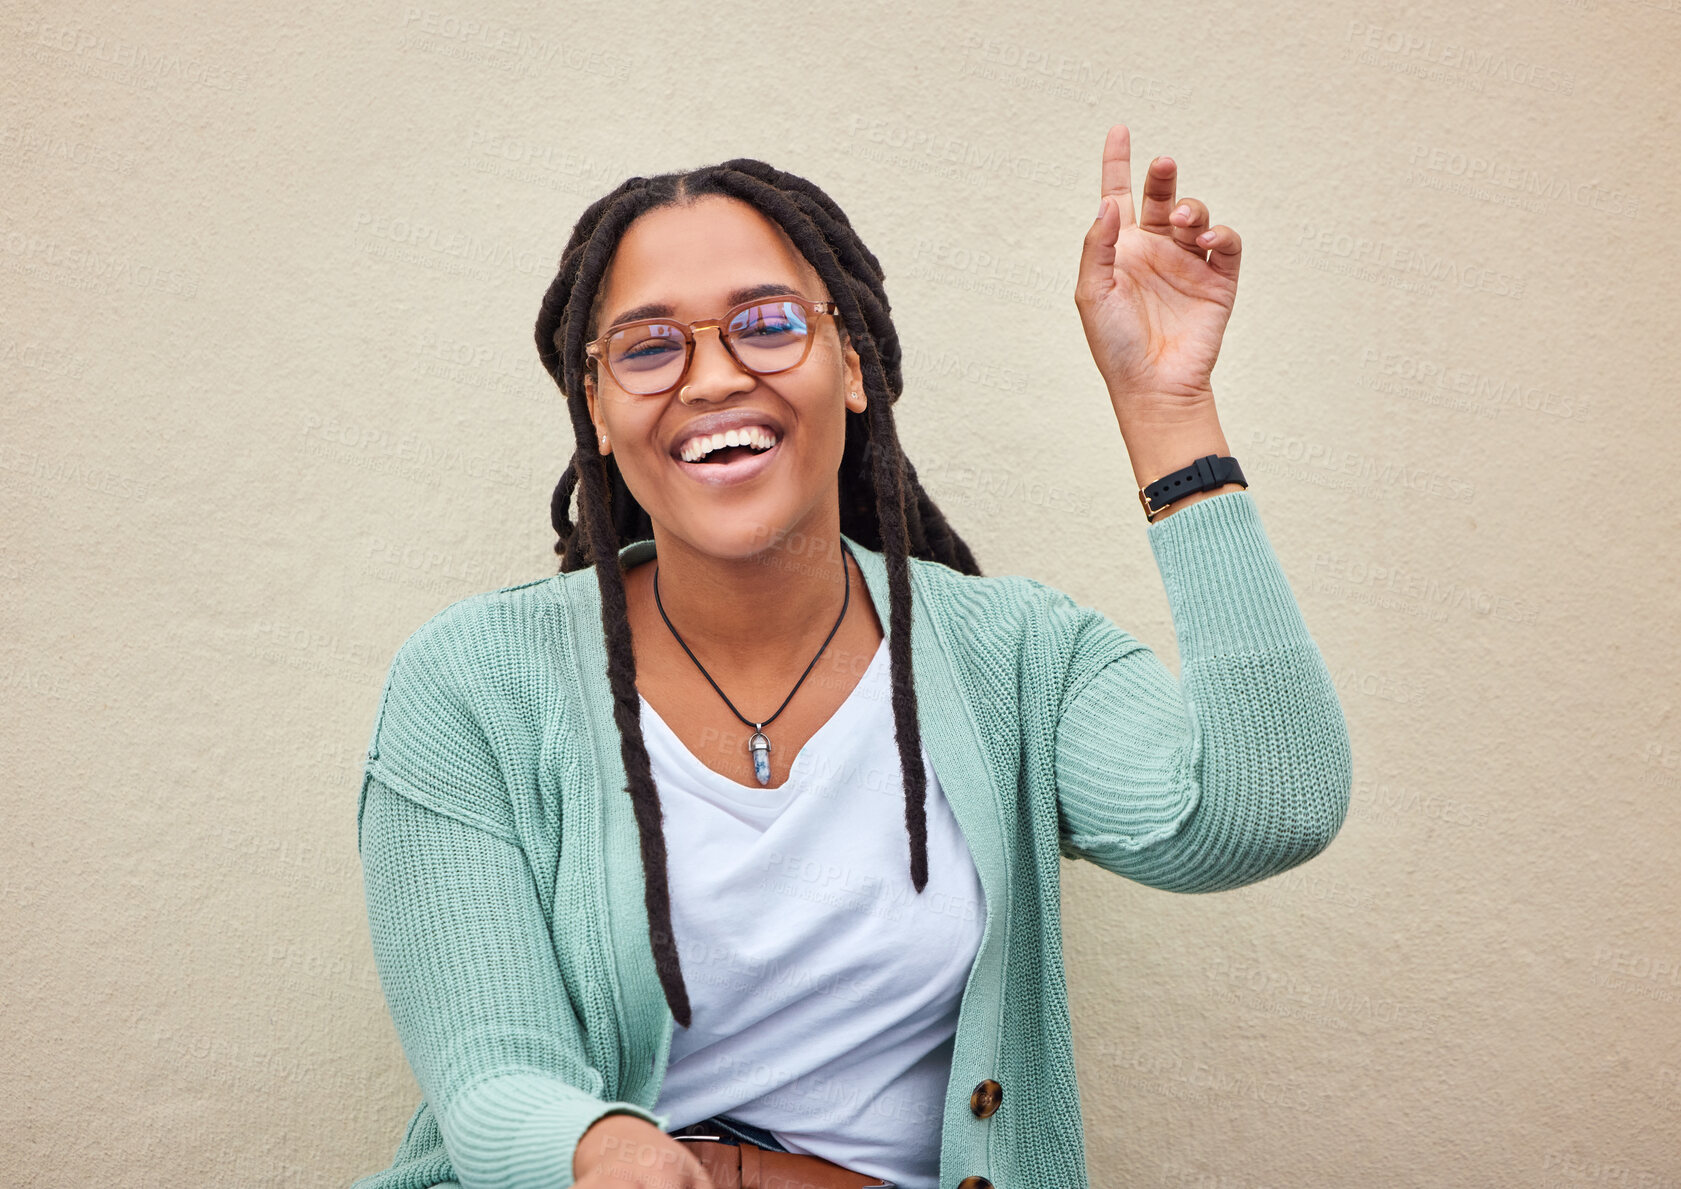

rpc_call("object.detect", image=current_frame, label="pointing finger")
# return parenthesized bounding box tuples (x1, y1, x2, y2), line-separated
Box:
(1098, 124, 1136, 231)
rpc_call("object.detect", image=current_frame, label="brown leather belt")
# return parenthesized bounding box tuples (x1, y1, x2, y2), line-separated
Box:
(672, 1133, 894, 1189)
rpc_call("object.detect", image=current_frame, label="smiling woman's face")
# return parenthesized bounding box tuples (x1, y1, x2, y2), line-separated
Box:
(583, 194, 866, 562)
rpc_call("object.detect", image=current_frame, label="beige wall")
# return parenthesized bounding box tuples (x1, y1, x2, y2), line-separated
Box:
(6, 1, 1677, 1185)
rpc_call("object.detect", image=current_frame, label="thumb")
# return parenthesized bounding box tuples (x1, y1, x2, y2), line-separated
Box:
(1075, 196, 1118, 306)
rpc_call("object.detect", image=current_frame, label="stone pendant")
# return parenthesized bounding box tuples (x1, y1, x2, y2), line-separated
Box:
(748, 729, 772, 786)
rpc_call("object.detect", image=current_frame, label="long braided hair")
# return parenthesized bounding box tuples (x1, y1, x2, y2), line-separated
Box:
(533, 159, 982, 1029)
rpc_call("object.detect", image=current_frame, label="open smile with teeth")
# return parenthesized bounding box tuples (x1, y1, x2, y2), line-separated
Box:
(677, 424, 781, 464)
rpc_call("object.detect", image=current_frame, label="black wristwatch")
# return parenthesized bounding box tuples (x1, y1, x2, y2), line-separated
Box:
(1138, 454, 1248, 522)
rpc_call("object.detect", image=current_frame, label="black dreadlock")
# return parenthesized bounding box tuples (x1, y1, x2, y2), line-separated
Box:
(533, 160, 982, 1030)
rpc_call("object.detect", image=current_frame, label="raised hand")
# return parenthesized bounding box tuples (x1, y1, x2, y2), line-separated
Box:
(1075, 124, 1243, 425)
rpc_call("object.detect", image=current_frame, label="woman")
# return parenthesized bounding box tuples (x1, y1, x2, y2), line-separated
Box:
(353, 124, 1352, 1189)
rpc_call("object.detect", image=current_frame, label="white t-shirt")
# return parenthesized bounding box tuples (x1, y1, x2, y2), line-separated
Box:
(644, 636, 986, 1189)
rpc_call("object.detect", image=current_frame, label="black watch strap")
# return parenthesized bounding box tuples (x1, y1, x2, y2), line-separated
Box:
(1138, 453, 1248, 522)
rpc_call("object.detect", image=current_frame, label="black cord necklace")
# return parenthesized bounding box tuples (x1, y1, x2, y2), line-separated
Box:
(653, 538, 855, 787)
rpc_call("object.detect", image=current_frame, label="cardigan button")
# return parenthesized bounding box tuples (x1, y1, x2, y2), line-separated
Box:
(969, 1078, 1003, 1118)
(957, 1177, 994, 1189)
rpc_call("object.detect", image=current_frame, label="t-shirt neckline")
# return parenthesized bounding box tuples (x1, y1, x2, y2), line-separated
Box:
(638, 634, 889, 799)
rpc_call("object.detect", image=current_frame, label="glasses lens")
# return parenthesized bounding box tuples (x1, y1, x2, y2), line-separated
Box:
(728, 300, 812, 375)
(606, 321, 687, 395)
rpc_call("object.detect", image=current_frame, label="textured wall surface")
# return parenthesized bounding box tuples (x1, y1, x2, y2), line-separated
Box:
(5, 2, 1677, 1186)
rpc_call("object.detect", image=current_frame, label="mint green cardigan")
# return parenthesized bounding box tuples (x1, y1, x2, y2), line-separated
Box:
(353, 489, 1352, 1189)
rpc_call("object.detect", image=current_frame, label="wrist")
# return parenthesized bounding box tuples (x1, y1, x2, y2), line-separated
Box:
(1117, 412, 1232, 494)
(1107, 382, 1218, 425)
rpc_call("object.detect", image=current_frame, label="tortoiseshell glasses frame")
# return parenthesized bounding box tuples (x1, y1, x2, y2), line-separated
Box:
(583, 294, 840, 397)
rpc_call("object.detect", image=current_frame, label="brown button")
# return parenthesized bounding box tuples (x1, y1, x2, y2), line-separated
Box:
(969, 1078, 1003, 1118)
(957, 1178, 994, 1189)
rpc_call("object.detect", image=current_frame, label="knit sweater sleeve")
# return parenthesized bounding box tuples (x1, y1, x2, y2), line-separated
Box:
(1051, 489, 1353, 891)
(359, 777, 668, 1188)
(357, 615, 668, 1188)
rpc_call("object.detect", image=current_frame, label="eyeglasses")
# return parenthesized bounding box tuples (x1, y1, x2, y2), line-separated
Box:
(584, 294, 839, 397)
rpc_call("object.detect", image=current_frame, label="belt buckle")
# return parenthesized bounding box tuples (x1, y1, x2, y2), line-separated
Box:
(673, 1129, 735, 1145)
(671, 1118, 737, 1145)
